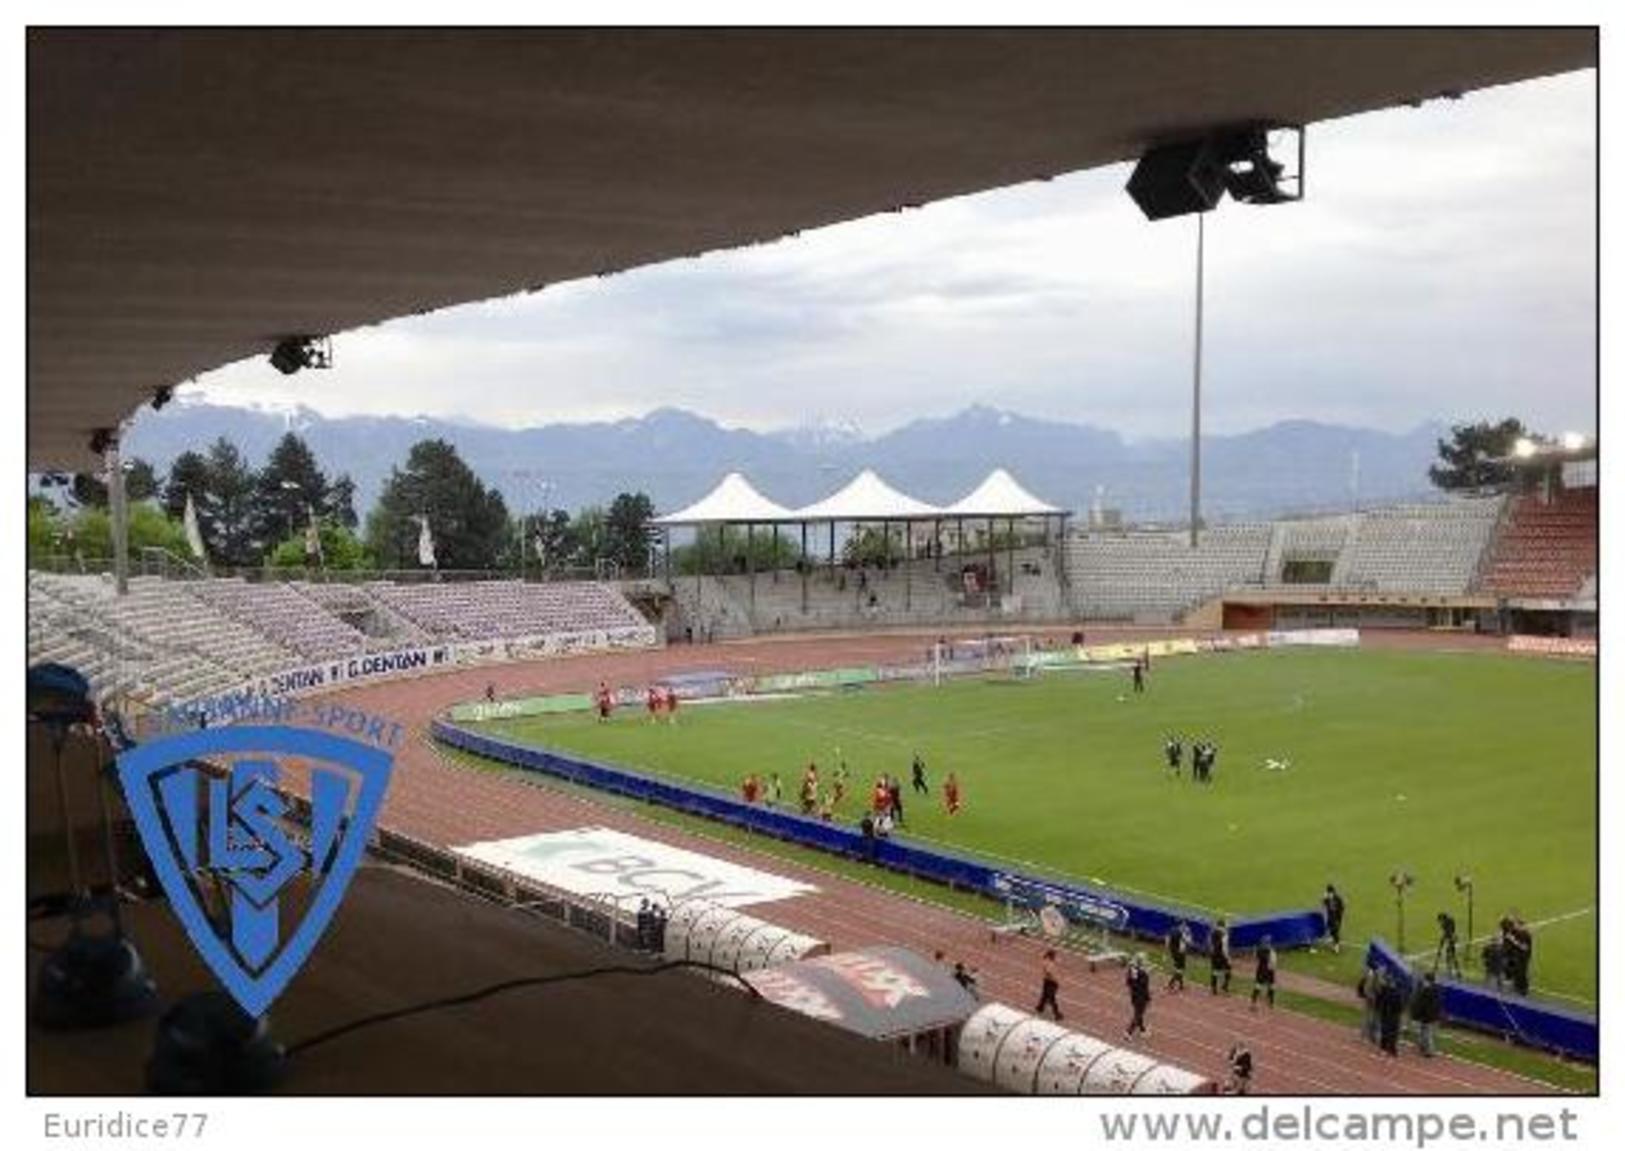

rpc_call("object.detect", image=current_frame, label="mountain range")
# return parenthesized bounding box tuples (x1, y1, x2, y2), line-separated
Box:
(119, 400, 1449, 524)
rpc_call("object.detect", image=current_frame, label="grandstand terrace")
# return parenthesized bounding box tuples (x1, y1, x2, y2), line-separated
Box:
(1483, 486, 1598, 602)
(663, 490, 1523, 635)
(369, 579, 651, 642)
(26, 571, 655, 707)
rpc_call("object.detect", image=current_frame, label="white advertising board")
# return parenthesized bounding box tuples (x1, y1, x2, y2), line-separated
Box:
(455, 826, 817, 908)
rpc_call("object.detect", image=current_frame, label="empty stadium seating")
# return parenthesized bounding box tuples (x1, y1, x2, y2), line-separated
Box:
(1481, 488, 1597, 600)
(1331, 499, 1503, 595)
(368, 579, 649, 641)
(28, 572, 655, 707)
(1065, 525, 1273, 622)
(189, 577, 369, 659)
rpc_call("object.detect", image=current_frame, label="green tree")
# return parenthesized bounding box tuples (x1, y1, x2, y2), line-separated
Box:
(674, 525, 801, 575)
(69, 472, 107, 508)
(266, 521, 372, 571)
(62, 503, 190, 565)
(328, 474, 359, 530)
(364, 439, 510, 570)
(565, 505, 608, 570)
(124, 458, 159, 502)
(28, 497, 63, 567)
(253, 433, 331, 543)
(604, 492, 656, 576)
(162, 450, 211, 520)
(200, 437, 260, 566)
(842, 524, 905, 567)
(519, 508, 573, 574)
(1428, 418, 1530, 491)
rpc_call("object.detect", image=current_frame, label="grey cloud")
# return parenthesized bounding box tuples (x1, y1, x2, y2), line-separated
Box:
(195, 70, 1595, 441)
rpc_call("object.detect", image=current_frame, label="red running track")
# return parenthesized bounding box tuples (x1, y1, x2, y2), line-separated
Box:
(308, 627, 1550, 1095)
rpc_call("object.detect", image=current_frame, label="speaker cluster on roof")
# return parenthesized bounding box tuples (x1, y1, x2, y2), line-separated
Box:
(1126, 125, 1304, 221)
(268, 335, 334, 375)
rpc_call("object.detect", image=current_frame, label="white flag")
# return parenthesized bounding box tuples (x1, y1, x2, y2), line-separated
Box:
(183, 494, 207, 559)
(417, 515, 436, 567)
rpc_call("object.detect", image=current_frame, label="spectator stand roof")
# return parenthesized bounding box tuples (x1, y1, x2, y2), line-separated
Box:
(942, 468, 1064, 518)
(740, 945, 981, 1042)
(652, 471, 794, 526)
(792, 468, 944, 523)
(654, 468, 1068, 526)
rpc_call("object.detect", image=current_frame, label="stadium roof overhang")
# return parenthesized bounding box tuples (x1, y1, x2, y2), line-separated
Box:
(28, 29, 1595, 468)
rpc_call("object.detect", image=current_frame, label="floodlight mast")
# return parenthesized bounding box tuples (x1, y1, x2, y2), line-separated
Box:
(1189, 212, 1205, 551)
(1124, 125, 1304, 551)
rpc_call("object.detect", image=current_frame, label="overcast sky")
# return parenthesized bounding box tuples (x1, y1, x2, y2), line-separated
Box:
(191, 68, 1596, 441)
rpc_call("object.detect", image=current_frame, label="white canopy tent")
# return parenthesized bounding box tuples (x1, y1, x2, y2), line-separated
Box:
(943, 468, 1063, 518)
(789, 469, 944, 522)
(654, 471, 795, 525)
(655, 467, 1071, 624)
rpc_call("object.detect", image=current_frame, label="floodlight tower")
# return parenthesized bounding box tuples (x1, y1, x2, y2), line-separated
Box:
(1125, 125, 1304, 549)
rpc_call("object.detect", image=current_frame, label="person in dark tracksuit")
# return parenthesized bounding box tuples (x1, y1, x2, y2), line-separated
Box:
(1377, 975, 1406, 1056)
(1131, 660, 1145, 694)
(1125, 954, 1152, 1039)
(1166, 921, 1191, 991)
(1411, 971, 1443, 1057)
(1250, 936, 1278, 1011)
(1227, 1043, 1254, 1095)
(1036, 949, 1063, 1021)
(1164, 736, 1183, 777)
(1209, 917, 1232, 994)
(1322, 884, 1346, 953)
(911, 752, 930, 795)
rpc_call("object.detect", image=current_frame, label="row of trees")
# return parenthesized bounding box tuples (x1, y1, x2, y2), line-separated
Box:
(30, 433, 661, 577)
(29, 416, 1553, 575)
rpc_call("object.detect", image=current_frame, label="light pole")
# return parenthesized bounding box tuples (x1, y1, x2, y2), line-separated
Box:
(511, 470, 554, 581)
(279, 479, 324, 572)
(1454, 874, 1475, 965)
(1188, 211, 1205, 551)
(1390, 870, 1414, 955)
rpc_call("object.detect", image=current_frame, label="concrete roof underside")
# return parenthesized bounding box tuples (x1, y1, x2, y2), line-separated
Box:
(28, 29, 1595, 467)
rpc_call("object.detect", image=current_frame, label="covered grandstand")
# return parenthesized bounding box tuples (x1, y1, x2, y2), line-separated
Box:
(655, 467, 1069, 637)
(25, 28, 1596, 1103)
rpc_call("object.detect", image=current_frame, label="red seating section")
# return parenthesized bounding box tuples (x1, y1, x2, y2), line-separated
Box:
(1482, 488, 1597, 599)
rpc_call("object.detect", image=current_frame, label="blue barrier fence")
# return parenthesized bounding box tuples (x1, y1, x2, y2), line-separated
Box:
(1364, 938, 1596, 1063)
(432, 718, 1326, 952)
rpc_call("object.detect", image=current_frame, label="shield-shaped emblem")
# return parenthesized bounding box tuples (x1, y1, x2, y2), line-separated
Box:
(118, 725, 394, 1017)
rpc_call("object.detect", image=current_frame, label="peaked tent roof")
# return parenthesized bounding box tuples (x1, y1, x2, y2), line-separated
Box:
(654, 472, 794, 525)
(792, 469, 943, 521)
(943, 468, 1064, 517)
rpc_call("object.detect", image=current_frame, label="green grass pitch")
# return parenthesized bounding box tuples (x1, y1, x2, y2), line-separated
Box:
(480, 648, 1596, 1002)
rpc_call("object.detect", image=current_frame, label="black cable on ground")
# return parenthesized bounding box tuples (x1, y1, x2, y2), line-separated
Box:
(286, 959, 761, 1057)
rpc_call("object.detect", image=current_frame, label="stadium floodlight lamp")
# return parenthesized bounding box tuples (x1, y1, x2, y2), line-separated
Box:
(1126, 124, 1304, 221)
(268, 335, 333, 376)
(1453, 874, 1472, 892)
(1512, 438, 1538, 458)
(1562, 432, 1587, 451)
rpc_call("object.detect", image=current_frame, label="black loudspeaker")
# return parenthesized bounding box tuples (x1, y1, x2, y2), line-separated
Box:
(146, 992, 287, 1094)
(1126, 139, 1226, 221)
(33, 924, 159, 1028)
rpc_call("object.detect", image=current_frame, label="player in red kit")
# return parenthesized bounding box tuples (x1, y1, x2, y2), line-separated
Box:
(944, 772, 962, 815)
